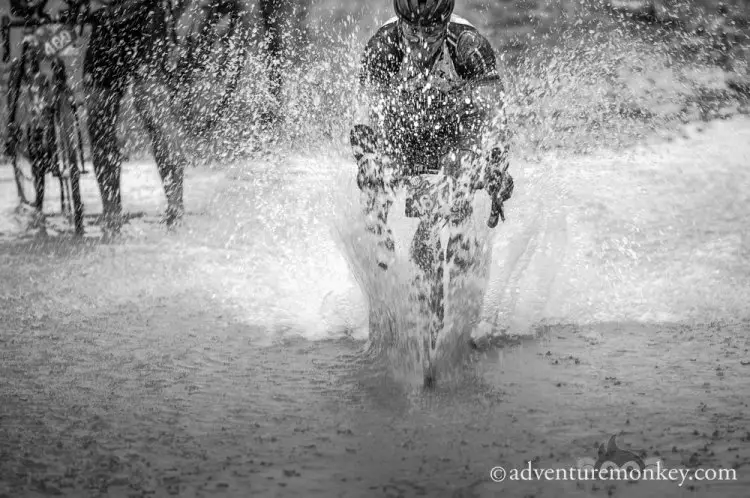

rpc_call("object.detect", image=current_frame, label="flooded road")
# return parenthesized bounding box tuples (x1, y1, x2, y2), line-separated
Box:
(1, 116, 749, 497)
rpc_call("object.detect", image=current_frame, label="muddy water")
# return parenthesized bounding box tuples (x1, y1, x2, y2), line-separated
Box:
(1, 117, 750, 497)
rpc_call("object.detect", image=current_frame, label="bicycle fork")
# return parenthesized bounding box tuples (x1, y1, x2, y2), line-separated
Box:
(411, 213, 445, 387)
(412, 174, 482, 387)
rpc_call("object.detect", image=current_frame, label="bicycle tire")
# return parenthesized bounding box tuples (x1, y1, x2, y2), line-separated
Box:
(419, 178, 459, 389)
(422, 234, 446, 390)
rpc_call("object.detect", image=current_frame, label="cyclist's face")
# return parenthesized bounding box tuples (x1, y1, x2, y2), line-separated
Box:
(400, 21, 447, 64)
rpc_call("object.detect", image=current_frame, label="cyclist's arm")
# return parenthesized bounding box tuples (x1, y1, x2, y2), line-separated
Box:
(452, 29, 513, 210)
(469, 79, 511, 171)
(454, 29, 510, 153)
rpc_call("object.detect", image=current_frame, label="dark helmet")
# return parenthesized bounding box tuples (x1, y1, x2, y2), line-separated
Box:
(393, 0, 455, 27)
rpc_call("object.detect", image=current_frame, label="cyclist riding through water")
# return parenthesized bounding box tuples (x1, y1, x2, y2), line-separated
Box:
(351, 0, 514, 384)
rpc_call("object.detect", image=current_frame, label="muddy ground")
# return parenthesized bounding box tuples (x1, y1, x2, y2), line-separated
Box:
(1, 115, 749, 497)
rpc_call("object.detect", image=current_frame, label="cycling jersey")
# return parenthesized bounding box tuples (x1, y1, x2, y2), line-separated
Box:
(359, 15, 501, 173)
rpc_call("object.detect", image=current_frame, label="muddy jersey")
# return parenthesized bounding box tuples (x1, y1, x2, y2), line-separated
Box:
(360, 15, 500, 173)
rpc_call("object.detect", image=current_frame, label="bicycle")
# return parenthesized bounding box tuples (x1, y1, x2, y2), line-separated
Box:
(350, 116, 510, 388)
(3, 9, 88, 235)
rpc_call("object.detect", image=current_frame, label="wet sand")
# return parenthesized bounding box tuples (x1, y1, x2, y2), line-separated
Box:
(1, 116, 749, 497)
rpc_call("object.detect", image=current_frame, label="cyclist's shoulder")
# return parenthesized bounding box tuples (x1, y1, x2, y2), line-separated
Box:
(447, 15, 494, 55)
(447, 16, 498, 79)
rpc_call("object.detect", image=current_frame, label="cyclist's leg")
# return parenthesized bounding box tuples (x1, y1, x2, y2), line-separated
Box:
(446, 153, 491, 347)
(445, 204, 484, 347)
(87, 83, 125, 233)
(28, 127, 48, 215)
(31, 158, 46, 215)
(362, 188, 395, 271)
(132, 74, 186, 227)
(445, 204, 481, 280)
(444, 149, 488, 288)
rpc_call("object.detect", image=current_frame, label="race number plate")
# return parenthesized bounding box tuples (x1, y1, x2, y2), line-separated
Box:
(37, 25, 78, 58)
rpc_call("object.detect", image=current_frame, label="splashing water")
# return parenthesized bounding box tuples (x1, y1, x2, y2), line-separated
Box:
(329, 172, 499, 385)
(2, 4, 750, 496)
(14, 0, 745, 363)
(3, 0, 749, 362)
(203, 0, 748, 375)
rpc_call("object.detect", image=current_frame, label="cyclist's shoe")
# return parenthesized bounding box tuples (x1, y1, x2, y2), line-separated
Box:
(161, 204, 185, 229)
(28, 210, 47, 231)
(99, 211, 124, 240)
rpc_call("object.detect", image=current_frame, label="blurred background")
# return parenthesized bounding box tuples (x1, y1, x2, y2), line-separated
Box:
(1, 0, 748, 165)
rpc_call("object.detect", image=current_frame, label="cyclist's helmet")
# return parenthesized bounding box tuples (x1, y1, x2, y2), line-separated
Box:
(394, 0, 454, 27)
